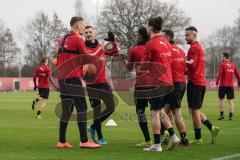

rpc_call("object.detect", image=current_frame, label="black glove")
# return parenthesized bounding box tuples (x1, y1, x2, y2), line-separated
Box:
(238, 82, 240, 87)
(104, 31, 115, 41)
(34, 86, 37, 91)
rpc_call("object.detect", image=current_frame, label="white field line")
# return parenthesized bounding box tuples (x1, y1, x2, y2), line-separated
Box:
(211, 153, 240, 160)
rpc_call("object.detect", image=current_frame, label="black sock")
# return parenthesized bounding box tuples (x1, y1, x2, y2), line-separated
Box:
(180, 132, 187, 141)
(229, 112, 233, 119)
(36, 98, 40, 103)
(194, 128, 201, 140)
(77, 121, 88, 143)
(137, 111, 151, 142)
(93, 120, 103, 140)
(139, 121, 151, 142)
(160, 124, 166, 136)
(168, 128, 175, 137)
(37, 111, 42, 116)
(59, 121, 68, 143)
(96, 124, 103, 140)
(220, 111, 224, 117)
(154, 134, 161, 144)
(90, 124, 95, 129)
(203, 120, 213, 131)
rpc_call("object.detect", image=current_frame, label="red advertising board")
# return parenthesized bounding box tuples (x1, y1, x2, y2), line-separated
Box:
(0, 77, 238, 91)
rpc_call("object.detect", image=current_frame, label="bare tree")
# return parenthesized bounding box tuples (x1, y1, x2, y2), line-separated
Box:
(204, 26, 234, 78)
(98, 0, 191, 77)
(232, 10, 240, 60)
(50, 12, 69, 56)
(22, 11, 68, 66)
(0, 20, 20, 75)
(99, 0, 191, 50)
(204, 10, 240, 79)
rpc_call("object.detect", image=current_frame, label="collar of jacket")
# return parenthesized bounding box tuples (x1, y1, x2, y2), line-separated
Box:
(85, 39, 99, 48)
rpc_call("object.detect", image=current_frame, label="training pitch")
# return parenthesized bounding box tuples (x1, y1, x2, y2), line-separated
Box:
(0, 91, 239, 160)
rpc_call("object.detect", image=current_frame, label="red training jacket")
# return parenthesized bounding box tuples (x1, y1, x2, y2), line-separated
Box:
(140, 35, 173, 87)
(171, 43, 186, 83)
(186, 41, 206, 86)
(127, 45, 145, 86)
(85, 41, 119, 85)
(33, 64, 51, 89)
(216, 60, 240, 87)
(57, 31, 89, 80)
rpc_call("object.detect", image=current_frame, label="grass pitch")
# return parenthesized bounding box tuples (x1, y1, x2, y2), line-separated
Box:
(0, 91, 239, 160)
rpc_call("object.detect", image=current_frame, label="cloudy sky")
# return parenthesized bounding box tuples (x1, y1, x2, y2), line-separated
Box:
(0, 0, 239, 40)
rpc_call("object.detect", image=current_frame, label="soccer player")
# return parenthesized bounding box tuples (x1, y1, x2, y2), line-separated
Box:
(162, 29, 189, 146)
(124, 27, 152, 147)
(141, 17, 180, 152)
(185, 26, 220, 144)
(56, 17, 100, 149)
(216, 52, 240, 120)
(84, 26, 118, 145)
(32, 57, 51, 119)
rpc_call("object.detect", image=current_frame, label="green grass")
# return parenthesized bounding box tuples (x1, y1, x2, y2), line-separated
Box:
(0, 91, 240, 160)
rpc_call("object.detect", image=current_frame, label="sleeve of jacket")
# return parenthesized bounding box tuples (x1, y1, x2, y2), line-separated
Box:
(216, 64, 223, 86)
(33, 68, 38, 87)
(126, 48, 135, 71)
(234, 65, 240, 84)
(140, 42, 152, 71)
(104, 42, 119, 56)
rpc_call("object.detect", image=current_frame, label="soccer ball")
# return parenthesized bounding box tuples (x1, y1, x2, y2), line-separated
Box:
(83, 64, 97, 74)
(83, 64, 97, 81)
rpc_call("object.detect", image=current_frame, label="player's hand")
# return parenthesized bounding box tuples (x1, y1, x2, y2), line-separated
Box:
(104, 31, 115, 42)
(34, 86, 37, 91)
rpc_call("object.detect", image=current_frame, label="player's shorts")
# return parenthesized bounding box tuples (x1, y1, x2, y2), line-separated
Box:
(134, 86, 173, 111)
(59, 78, 86, 98)
(187, 81, 206, 109)
(38, 88, 50, 99)
(58, 78, 88, 123)
(218, 86, 234, 100)
(86, 83, 114, 109)
(166, 82, 186, 109)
